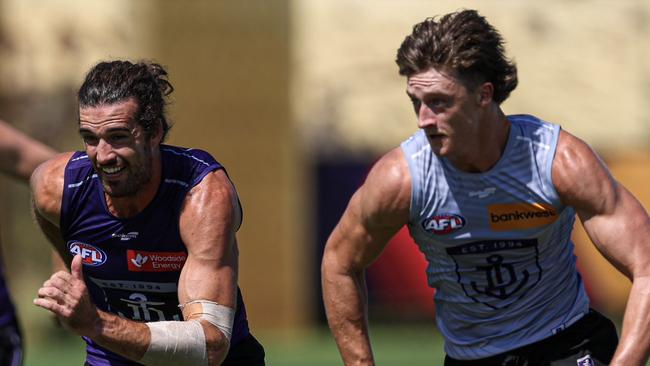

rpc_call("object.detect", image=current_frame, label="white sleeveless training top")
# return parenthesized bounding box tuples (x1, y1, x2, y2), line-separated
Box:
(400, 114, 589, 360)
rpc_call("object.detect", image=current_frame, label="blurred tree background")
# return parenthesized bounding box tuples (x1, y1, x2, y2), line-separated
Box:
(0, 1, 648, 365)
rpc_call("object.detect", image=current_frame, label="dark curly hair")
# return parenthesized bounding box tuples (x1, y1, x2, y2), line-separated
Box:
(78, 60, 174, 141)
(396, 10, 518, 104)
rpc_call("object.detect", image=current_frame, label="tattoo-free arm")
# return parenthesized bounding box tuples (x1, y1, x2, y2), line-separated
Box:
(321, 148, 411, 366)
(30, 153, 151, 360)
(44, 169, 241, 365)
(0, 119, 56, 181)
(553, 131, 650, 366)
(31, 156, 241, 365)
(177, 169, 240, 365)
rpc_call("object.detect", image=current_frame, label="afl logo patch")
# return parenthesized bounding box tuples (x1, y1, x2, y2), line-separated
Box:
(422, 214, 466, 235)
(68, 241, 107, 266)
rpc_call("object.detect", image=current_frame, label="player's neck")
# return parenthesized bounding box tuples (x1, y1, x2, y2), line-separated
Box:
(105, 158, 162, 218)
(447, 109, 510, 173)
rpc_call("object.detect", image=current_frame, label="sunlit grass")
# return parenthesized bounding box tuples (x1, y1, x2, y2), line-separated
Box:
(261, 324, 444, 366)
(26, 321, 650, 366)
(24, 324, 444, 366)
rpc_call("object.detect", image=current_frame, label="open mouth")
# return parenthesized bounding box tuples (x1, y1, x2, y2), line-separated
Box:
(100, 166, 126, 176)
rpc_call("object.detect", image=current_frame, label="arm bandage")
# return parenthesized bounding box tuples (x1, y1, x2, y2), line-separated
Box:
(139, 300, 236, 366)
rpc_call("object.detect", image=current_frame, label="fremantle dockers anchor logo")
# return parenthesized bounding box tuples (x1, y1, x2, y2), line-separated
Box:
(472, 254, 529, 299)
(446, 239, 542, 309)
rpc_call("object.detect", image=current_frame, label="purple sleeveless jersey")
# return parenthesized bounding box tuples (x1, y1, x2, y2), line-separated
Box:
(60, 145, 251, 366)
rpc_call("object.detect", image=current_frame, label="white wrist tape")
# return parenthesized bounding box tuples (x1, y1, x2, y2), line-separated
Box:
(182, 299, 235, 341)
(141, 320, 207, 366)
(139, 300, 235, 366)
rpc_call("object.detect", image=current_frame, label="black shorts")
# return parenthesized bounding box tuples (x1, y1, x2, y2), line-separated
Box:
(0, 320, 22, 366)
(444, 309, 618, 366)
(222, 333, 265, 366)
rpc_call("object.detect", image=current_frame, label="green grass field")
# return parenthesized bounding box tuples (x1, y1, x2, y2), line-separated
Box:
(259, 325, 445, 366)
(24, 324, 445, 366)
(20, 321, 650, 366)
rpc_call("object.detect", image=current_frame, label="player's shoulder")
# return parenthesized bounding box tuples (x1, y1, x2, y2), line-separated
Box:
(553, 129, 600, 173)
(368, 147, 410, 183)
(31, 152, 74, 185)
(31, 152, 75, 213)
(189, 168, 238, 215)
(182, 166, 242, 230)
(195, 168, 235, 192)
(161, 145, 224, 182)
(160, 145, 220, 166)
(361, 147, 411, 214)
(552, 129, 612, 205)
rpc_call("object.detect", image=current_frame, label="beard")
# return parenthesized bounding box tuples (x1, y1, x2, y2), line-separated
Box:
(101, 145, 154, 198)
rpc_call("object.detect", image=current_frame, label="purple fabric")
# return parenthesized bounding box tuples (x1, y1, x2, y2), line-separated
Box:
(0, 263, 16, 328)
(61, 145, 251, 365)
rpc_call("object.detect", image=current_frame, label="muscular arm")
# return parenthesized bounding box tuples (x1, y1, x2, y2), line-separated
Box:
(0, 119, 56, 181)
(30, 153, 149, 359)
(32, 159, 239, 365)
(176, 169, 240, 364)
(30, 153, 71, 263)
(553, 131, 650, 366)
(321, 148, 411, 366)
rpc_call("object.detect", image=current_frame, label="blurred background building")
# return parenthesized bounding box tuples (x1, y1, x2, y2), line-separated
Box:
(0, 0, 648, 364)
